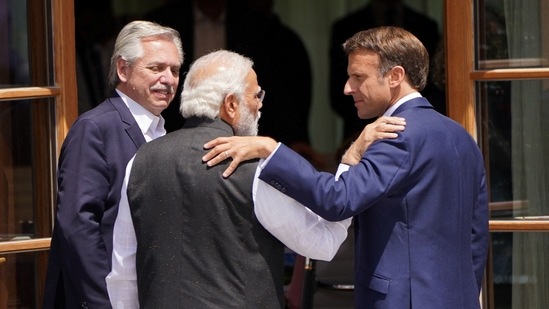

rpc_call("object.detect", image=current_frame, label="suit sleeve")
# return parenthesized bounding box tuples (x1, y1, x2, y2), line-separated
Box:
(258, 141, 409, 221)
(472, 172, 489, 291)
(55, 119, 112, 307)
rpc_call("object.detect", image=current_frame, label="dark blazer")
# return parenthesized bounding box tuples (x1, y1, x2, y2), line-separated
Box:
(329, 4, 441, 141)
(259, 97, 489, 309)
(43, 95, 146, 309)
(128, 117, 285, 308)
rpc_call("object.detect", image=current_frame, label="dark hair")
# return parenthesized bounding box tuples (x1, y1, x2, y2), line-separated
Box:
(343, 26, 429, 91)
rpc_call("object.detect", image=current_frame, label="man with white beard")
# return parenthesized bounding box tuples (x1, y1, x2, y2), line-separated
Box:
(106, 50, 365, 308)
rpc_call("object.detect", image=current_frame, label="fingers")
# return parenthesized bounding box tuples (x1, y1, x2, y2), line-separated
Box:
(369, 116, 405, 135)
(222, 159, 240, 178)
(202, 136, 278, 177)
(202, 148, 229, 167)
(200, 148, 240, 178)
(203, 137, 228, 150)
(378, 116, 406, 126)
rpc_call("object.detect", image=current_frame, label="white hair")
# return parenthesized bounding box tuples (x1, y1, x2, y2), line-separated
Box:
(179, 50, 254, 119)
(108, 20, 184, 88)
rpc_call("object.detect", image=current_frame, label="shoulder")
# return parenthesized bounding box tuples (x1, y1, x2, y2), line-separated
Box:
(74, 97, 130, 127)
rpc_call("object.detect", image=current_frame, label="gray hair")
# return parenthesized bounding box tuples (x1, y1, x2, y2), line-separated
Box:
(180, 50, 253, 119)
(108, 20, 184, 88)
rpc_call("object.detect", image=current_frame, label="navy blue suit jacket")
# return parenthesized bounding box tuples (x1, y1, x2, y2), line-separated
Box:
(259, 97, 489, 309)
(43, 95, 146, 309)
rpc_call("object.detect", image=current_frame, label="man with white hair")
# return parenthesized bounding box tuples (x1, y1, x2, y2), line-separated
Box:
(106, 50, 399, 308)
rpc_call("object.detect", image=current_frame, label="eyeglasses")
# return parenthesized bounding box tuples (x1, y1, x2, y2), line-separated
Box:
(247, 89, 265, 102)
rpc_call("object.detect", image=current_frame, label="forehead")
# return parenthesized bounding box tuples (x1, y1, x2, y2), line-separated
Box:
(245, 69, 259, 88)
(347, 50, 380, 73)
(138, 37, 180, 62)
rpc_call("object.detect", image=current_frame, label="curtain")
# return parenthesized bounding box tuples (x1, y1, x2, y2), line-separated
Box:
(504, 0, 549, 308)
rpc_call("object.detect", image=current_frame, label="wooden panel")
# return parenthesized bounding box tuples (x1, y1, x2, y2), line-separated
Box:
(490, 221, 549, 231)
(445, 0, 477, 139)
(471, 68, 549, 80)
(0, 238, 51, 254)
(0, 87, 60, 100)
(53, 0, 78, 155)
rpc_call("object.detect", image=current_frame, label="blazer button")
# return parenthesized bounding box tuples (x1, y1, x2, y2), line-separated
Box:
(81, 302, 88, 309)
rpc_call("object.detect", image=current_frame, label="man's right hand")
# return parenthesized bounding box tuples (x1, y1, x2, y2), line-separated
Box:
(203, 136, 278, 177)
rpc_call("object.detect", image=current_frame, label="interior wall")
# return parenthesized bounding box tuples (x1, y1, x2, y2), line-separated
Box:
(109, 0, 443, 155)
(273, 0, 443, 153)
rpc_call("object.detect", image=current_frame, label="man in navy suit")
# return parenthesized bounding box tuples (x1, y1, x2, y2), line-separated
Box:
(204, 27, 489, 308)
(43, 21, 183, 309)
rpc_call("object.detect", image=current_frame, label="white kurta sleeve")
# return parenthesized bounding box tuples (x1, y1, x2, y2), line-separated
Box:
(253, 158, 352, 261)
(106, 157, 139, 309)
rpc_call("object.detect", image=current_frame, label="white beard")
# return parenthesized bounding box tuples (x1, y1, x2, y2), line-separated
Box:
(234, 105, 260, 136)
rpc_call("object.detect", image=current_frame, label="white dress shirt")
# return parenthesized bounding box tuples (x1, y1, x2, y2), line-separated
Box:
(107, 156, 351, 308)
(116, 89, 166, 142)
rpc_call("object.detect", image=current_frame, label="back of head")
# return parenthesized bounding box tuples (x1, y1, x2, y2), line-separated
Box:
(343, 26, 429, 91)
(108, 20, 184, 88)
(180, 50, 254, 119)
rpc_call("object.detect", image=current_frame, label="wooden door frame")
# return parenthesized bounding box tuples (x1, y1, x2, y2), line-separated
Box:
(0, 0, 77, 304)
(445, 1, 549, 307)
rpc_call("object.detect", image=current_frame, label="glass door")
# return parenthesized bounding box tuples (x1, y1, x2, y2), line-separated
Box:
(446, 1, 549, 308)
(0, 0, 77, 307)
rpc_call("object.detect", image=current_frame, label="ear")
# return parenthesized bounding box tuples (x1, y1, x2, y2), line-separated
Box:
(388, 66, 406, 88)
(220, 93, 239, 122)
(117, 58, 129, 83)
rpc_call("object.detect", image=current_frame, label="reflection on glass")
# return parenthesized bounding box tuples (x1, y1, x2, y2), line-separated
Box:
(491, 232, 549, 309)
(476, 0, 549, 69)
(480, 79, 549, 219)
(0, 1, 30, 87)
(0, 252, 39, 308)
(0, 99, 55, 241)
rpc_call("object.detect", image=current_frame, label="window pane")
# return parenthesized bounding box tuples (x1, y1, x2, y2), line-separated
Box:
(478, 79, 549, 218)
(0, 99, 55, 240)
(0, 251, 43, 307)
(476, 0, 549, 69)
(491, 232, 549, 309)
(0, 0, 53, 88)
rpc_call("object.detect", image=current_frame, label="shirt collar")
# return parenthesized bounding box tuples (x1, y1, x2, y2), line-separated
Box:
(384, 92, 422, 116)
(115, 89, 166, 140)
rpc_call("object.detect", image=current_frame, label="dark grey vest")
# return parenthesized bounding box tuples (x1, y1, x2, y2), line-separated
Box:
(128, 117, 284, 308)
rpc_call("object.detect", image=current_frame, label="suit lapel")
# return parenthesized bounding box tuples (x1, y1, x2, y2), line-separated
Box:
(107, 96, 147, 149)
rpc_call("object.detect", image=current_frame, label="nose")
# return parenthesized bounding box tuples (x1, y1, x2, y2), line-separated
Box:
(343, 79, 353, 95)
(159, 67, 178, 85)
